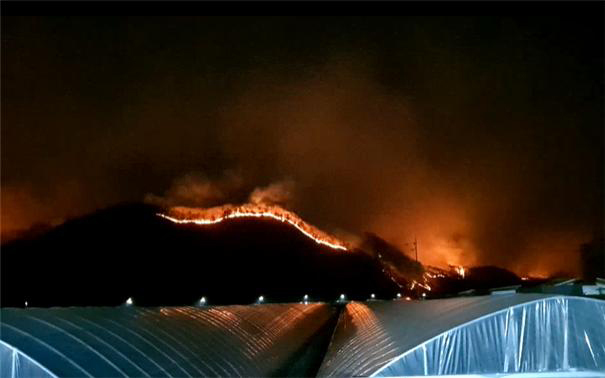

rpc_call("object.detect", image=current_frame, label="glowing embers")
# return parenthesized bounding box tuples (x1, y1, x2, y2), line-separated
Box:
(157, 203, 349, 251)
(410, 280, 431, 292)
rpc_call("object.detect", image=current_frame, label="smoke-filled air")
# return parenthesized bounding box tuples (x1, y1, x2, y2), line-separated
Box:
(2, 17, 602, 278)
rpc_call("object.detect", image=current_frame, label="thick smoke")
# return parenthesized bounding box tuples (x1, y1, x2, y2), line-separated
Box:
(2, 17, 602, 276)
(145, 171, 244, 209)
(249, 180, 295, 206)
(145, 175, 295, 209)
(137, 62, 599, 276)
(213, 63, 600, 276)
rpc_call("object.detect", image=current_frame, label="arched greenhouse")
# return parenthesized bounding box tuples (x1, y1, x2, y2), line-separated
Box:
(1, 295, 604, 377)
(317, 294, 605, 377)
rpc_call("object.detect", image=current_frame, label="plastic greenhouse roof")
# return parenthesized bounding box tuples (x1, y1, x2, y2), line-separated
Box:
(317, 294, 605, 377)
(2, 295, 604, 377)
(1, 303, 336, 377)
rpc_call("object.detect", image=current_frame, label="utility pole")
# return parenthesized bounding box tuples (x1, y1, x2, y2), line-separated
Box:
(414, 236, 418, 262)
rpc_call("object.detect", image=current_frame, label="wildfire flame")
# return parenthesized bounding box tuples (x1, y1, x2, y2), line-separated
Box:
(412, 278, 431, 291)
(454, 265, 466, 278)
(411, 272, 435, 293)
(157, 203, 349, 251)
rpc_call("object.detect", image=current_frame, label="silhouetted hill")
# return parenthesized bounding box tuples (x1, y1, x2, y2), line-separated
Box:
(361, 232, 424, 281)
(1, 203, 399, 307)
(424, 265, 522, 297)
(357, 233, 522, 297)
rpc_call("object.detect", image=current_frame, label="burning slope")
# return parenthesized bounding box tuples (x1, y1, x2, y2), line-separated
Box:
(2, 203, 403, 307)
(158, 204, 349, 251)
(361, 232, 523, 298)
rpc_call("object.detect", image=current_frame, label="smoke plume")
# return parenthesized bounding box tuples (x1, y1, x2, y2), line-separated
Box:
(249, 180, 295, 206)
(145, 171, 244, 209)
(2, 17, 602, 275)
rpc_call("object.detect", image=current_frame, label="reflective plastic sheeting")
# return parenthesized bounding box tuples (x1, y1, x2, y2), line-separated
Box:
(375, 296, 605, 376)
(0, 303, 336, 377)
(0, 341, 56, 378)
(317, 294, 605, 377)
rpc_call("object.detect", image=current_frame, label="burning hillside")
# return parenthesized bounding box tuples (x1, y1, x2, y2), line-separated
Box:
(1, 203, 402, 307)
(158, 203, 349, 251)
(360, 233, 527, 298)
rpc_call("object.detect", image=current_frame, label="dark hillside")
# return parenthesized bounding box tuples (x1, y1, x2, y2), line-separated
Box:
(1, 203, 399, 307)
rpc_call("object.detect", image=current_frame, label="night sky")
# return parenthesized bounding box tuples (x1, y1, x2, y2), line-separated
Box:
(2, 15, 603, 276)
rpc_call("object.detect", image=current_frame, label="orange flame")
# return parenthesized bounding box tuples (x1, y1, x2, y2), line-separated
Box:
(157, 203, 349, 251)
(455, 265, 466, 278)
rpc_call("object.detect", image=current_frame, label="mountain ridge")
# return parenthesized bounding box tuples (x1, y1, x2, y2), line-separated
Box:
(1, 203, 399, 307)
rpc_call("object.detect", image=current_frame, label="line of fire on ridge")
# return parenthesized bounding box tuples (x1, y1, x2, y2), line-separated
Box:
(157, 204, 349, 252)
